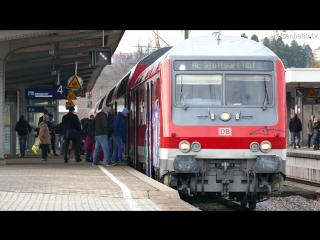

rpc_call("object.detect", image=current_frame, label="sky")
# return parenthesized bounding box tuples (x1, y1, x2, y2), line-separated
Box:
(114, 30, 320, 54)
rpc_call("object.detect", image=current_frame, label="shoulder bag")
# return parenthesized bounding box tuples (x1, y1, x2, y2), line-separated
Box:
(65, 114, 81, 140)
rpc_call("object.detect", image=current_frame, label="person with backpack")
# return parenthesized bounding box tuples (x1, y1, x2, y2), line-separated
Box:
(15, 115, 32, 157)
(61, 106, 82, 163)
(83, 115, 95, 162)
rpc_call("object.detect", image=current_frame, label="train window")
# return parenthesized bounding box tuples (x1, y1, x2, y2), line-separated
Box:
(98, 96, 106, 111)
(225, 74, 273, 106)
(175, 74, 222, 106)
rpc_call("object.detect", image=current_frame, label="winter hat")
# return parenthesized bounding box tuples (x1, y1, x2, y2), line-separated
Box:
(122, 108, 129, 114)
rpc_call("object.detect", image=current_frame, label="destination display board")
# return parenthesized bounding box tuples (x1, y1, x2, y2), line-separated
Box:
(173, 60, 273, 71)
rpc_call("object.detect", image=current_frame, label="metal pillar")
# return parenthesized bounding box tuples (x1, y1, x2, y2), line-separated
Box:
(0, 41, 10, 162)
(286, 92, 291, 145)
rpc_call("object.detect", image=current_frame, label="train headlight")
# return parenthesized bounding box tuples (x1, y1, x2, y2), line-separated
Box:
(260, 141, 272, 153)
(219, 112, 231, 121)
(250, 142, 260, 152)
(191, 142, 201, 152)
(179, 140, 191, 153)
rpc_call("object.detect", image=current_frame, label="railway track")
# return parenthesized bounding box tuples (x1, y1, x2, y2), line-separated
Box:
(285, 176, 320, 198)
(180, 194, 253, 211)
(285, 176, 320, 188)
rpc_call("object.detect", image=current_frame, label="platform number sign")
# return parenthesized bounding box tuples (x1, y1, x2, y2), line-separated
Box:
(52, 85, 66, 99)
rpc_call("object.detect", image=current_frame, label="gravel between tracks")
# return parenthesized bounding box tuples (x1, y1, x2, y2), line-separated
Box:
(255, 180, 320, 211)
(191, 180, 320, 211)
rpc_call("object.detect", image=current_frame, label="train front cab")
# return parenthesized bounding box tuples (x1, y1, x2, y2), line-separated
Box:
(159, 57, 286, 209)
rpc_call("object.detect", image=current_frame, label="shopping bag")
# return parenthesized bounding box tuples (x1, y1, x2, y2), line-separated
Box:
(34, 137, 41, 146)
(32, 144, 40, 154)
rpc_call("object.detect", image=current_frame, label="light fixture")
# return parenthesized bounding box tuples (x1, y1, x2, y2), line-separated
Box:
(219, 112, 231, 121)
(260, 141, 272, 153)
(250, 142, 260, 152)
(179, 140, 191, 153)
(191, 142, 201, 152)
(179, 64, 186, 70)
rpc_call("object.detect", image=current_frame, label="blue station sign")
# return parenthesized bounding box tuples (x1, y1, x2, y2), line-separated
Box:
(52, 85, 66, 99)
(25, 89, 53, 99)
(27, 106, 45, 112)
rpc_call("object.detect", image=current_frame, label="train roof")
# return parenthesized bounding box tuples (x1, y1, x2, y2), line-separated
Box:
(169, 33, 278, 57)
(133, 34, 280, 89)
(111, 46, 172, 102)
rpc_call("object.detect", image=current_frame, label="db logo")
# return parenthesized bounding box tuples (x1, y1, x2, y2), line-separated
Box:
(219, 128, 232, 136)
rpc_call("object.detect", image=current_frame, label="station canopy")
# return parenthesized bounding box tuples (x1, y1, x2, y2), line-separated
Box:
(1, 30, 125, 96)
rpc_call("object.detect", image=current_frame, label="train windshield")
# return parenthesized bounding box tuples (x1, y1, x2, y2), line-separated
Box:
(225, 74, 273, 106)
(175, 74, 222, 106)
(175, 74, 273, 107)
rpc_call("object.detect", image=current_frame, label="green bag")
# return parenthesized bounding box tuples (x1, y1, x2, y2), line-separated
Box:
(32, 144, 40, 154)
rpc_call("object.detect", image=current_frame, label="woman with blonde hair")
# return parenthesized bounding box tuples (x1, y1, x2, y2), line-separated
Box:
(38, 114, 51, 161)
(312, 116, 320, 150)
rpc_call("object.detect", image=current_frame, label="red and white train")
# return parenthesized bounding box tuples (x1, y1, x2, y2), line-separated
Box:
(95, 34, 286, 209)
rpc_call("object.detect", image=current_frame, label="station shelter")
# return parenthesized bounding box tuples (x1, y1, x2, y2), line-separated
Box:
(286, 68, 320, 146)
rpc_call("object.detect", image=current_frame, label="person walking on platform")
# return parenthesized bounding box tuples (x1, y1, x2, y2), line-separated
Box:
(312, 117, 320, 150)
(61, 107, 82, 163)
(92, 107, 112, 166)
(48, 113, 58, 156)
(112, 108, 129, 166)
(106, 104, 116, 161)
(83, 115, 95, 162)
(307, 114, 314, 148)
(38, 114, 51, 161)
(15, 115, 32, 157)
(289, 113, 302, 149)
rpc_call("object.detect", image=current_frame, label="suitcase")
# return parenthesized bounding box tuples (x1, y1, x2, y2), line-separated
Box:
(91, 142, 104, 161)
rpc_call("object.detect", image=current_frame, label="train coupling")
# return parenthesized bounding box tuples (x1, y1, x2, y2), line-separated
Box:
(221, 179, 230, 197)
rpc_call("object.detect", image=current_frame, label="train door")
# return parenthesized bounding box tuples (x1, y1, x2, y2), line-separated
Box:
(129, 91, 135, 167)
(146, 83, 153, 177)
(135, 90, 141, 171)
(125, 93, 129, 161)
(153, 78, 161, 181)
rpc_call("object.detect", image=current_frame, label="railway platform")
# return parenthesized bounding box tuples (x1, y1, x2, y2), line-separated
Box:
(0, 155, 200, 211)
(286, 144, 320, 184)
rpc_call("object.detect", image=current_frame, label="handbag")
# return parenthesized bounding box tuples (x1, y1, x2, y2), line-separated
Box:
(32, 144, 40, 154)
(65, 114, 81, 140)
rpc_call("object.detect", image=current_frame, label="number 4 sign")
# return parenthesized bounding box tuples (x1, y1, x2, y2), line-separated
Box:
(52, 85, 66, 99)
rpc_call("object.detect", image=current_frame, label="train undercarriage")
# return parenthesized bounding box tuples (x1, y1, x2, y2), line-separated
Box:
(158, 156, 286, 210)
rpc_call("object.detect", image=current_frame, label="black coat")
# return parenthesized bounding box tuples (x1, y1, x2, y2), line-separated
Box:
(94, 112, 108, 136)
(289, 116, 302, 133)
(15, 120, 32, 136)
(61, 112, 81, 139)
(313, 122, 320, 139)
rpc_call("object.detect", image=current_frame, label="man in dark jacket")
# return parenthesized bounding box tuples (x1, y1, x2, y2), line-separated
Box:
(15, 115, 32, 157)
(92, 106, 112, 166)
(61, 107, 82, 163)
(106, 104, 115, 161)
(112, 108, 129, 165)
(289, 113, 302, 149)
